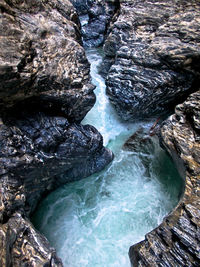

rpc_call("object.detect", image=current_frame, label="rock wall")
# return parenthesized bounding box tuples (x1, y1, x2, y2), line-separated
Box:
(0, 0, 113, 266)
(0, 0, 93, 121)
(103, 0, 200, 120)
(129, 90, 200, 266)
(69, 0, 93, 15)
(80, 0, 120, 47)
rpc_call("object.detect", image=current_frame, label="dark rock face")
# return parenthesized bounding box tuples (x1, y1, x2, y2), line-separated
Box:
(0, 110, 113, 218)
(81, 0, 120, 48)
(129, 90, 200, 266)
(123, 127, 156, 155)
(123, 126, 157, 177)
(0, 212, 63, 266)
(69, 0, 93, 15)
(0, 111, 113, 266)
(0, 0, 113, 266)
(0, 0, 95, 121)
(103, 0, 200, 120)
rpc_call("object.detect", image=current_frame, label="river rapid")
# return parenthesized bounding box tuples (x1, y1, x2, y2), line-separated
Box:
(32, 48, 183, 267)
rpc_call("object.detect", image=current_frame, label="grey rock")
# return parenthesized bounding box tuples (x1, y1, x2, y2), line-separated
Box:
(0, 1, 113, 266)
(103, 0, 200, 120)
(0, 110, 113, 219)
(69, 0, 93, 15)
(81, 0, 120, 48)
(123, 126, 158, 177)
(0, 212, 63, 267)
(129, 90, 200, 266)
(0, 0, 95, 121)
(123, 127, 156, 155)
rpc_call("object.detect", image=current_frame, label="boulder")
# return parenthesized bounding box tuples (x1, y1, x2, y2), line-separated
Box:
(0, 110, 113, 266)
(123, 127, 156, 155)
(123, 126, 158, 177)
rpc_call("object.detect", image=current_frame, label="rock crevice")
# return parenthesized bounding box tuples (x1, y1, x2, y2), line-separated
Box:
(0, 1, 113, 266)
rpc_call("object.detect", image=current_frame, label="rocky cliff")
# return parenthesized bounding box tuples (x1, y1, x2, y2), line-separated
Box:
(103, 0, 200, 120)
(0, 1, 113, 266)
(129, 90, 200, 266)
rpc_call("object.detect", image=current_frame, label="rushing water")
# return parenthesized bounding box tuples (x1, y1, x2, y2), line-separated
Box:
(32, 49, 183, 267)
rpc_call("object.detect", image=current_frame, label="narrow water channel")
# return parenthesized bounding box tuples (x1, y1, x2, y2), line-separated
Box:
(32, 49, 183, 267)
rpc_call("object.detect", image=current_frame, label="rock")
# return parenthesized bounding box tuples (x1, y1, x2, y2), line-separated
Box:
(0, 110, 113, 266)
(0, 212, 63, 267)
(81, 0, 120, 48)
(129, 90, 200, 266)
(123, 127, 156, 155)
(69, 0, 93, 15)
(0, 0, 95, 121)
(123, 126, 158, 177)
(0, 1, 113, 266)
(0, 109, 113, 218)
(103, 0, 200, 120)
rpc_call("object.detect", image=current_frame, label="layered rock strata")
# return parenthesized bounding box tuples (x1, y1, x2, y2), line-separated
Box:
(0, 0, 113, 266)
(103, 0, 200, 120)
(129, 90, 200, 266)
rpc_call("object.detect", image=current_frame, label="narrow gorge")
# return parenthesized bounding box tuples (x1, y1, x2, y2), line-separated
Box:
(0, 0, 200, 267)
(32, 48, 183, 266)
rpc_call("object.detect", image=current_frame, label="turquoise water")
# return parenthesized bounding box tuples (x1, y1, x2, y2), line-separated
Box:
(32, 49, 183, 267)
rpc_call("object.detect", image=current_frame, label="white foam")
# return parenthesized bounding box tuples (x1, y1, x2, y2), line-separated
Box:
(32, 49, 183, 267)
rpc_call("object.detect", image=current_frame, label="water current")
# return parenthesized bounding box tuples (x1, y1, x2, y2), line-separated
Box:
(32, 49, 183, 267)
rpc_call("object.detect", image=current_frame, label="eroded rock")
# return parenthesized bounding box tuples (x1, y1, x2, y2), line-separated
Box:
(0, 1, 113, 266)
(129, 90, 200, 266)
(123, 127, 156, 155)
(69, 0, 93, 15)
(103, 0, 200, 120)
(0, 212, 63, 267)
(81, 0, 120, 48)
(0, 110, 113, 218)
(0, 0, 95, 121)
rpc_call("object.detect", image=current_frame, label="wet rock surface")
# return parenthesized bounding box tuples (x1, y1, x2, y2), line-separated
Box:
(80, 0, 120, 48)
(123, 127, 156, 155)
(0, 212, 63, 267)
(0, 110, 113, 266)
(103, 0, 200, 120)
(69, 0, 93, 15)
(0, 110, 113, 218)
(129, 90, 200, 266)
(123, 126, 158, 178)
(0, 0, 113, 266)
